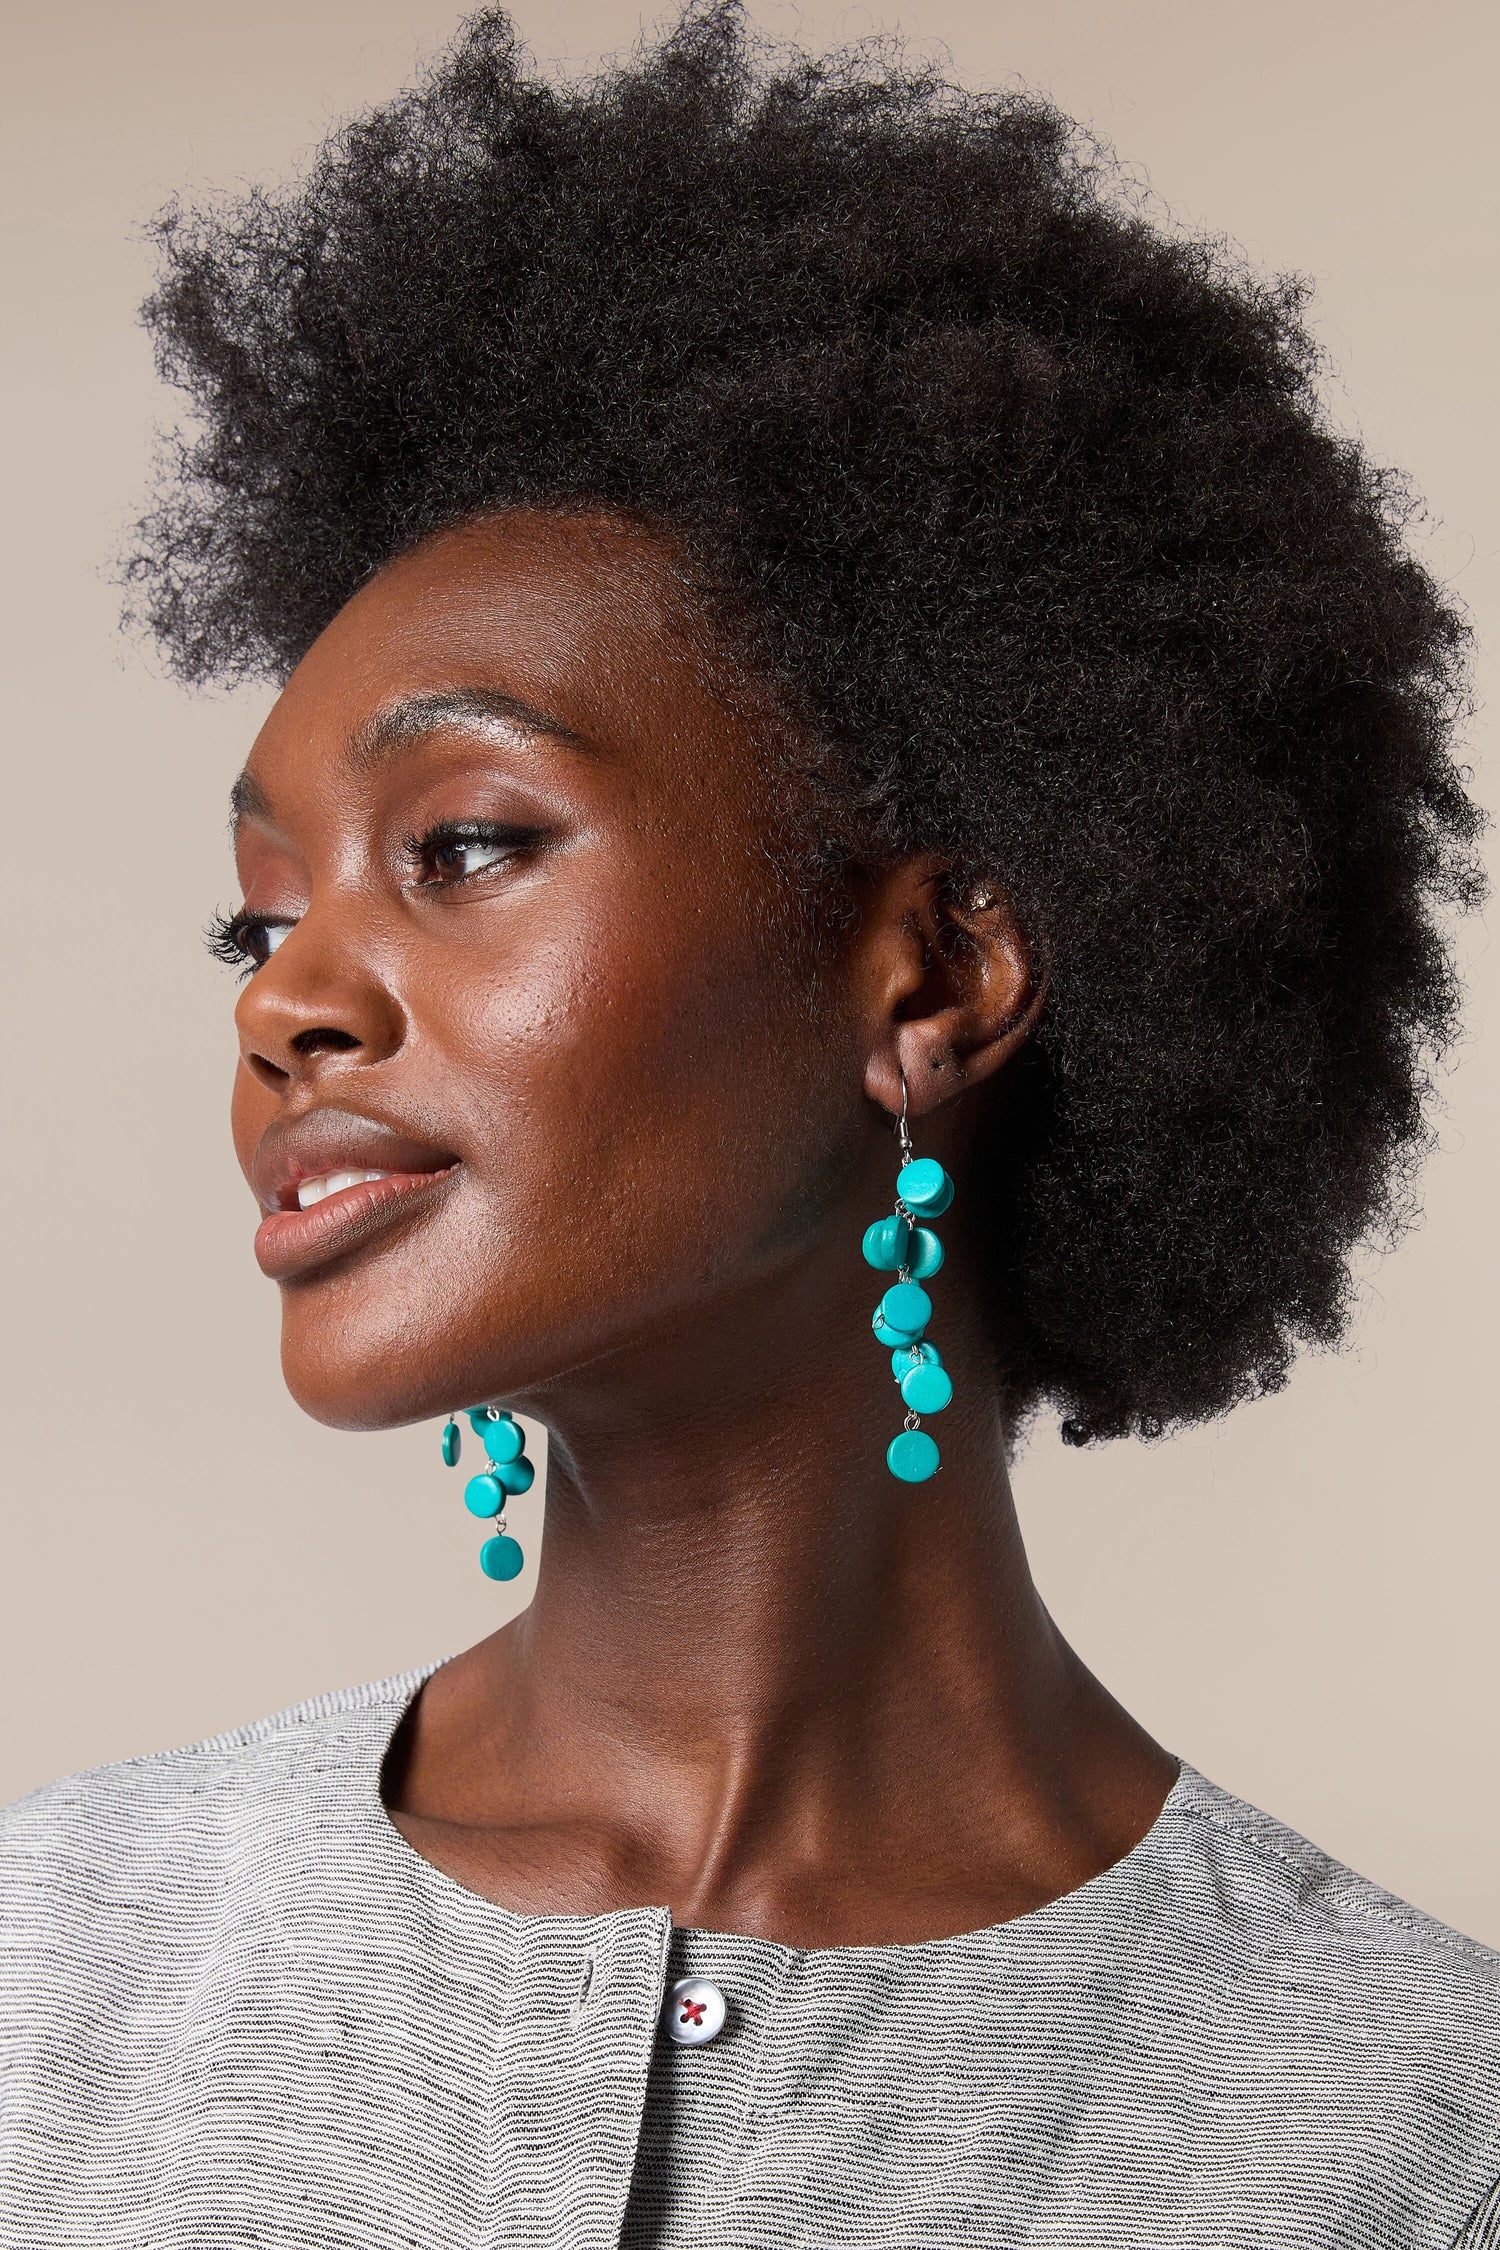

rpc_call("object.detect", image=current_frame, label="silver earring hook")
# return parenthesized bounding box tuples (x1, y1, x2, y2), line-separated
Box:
(897, 1065, 914, 1167)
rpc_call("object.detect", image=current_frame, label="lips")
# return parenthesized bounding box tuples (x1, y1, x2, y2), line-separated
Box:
(251, 1109, 460, 1282)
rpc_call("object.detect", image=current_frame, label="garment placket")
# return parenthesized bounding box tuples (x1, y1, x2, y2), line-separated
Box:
(478, 1906, 674, 2250)
(620, 1929, 795, 2249)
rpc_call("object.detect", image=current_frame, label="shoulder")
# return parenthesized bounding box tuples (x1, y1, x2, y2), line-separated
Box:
(1149, 1766, 1500, 2228)
(930, 1765, 1500, 2239)
(0, 1669, 427, 1938)
(1163, 1763, 1500, 2010)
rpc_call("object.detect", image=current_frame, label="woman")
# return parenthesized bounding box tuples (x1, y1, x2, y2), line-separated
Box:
(2, 5, 1495, 2242)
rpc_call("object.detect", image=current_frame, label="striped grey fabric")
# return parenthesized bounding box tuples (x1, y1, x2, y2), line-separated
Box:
(2, 1668, 1498, 2249)
(1458, 2182, 1500, 2250)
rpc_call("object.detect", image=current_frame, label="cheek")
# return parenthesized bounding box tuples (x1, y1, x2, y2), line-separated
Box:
(445, 910, 834, 1282)
(275, 879, 857, 1425)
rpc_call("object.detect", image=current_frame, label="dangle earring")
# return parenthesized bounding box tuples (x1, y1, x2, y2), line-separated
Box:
(862, 1071, 955, 1482)
(439, 1407, 536, 1580)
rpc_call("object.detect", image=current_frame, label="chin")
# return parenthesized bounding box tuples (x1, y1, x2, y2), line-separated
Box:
(277, 1303, 470, 1433)
(280, 1358, 445, 1433)
(277, 1290, 567, 1432)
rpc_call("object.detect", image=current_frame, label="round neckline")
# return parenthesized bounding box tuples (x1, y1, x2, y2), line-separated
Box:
(362, 1661, 1189, 1962)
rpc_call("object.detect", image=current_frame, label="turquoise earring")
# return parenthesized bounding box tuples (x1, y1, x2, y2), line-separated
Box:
(863, 1073, 954, 1483)
(439, 1407, 536, 1580)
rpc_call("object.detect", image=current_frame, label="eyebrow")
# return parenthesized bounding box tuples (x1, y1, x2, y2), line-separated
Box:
(229, 687, 590, 830)
(349, 687, 589, 767)
(229, 768, 271, 829)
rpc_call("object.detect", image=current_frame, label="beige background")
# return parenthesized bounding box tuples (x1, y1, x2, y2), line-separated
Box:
(3, 0, 1496, 1936)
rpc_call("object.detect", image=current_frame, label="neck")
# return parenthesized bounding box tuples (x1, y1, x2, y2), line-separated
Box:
(388, 1239, 1177, 1944)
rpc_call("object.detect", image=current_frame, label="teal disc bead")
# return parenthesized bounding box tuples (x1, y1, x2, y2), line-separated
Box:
(872, 1309, 914, 1347)
(440, 1420, 461, 1467)
(887, 1428, 941, 1482)
(891, 1341, 944, 1381)
(906, 1226, 944, 1280)
(880, 1281, 931, 1337)
(481, 1416, 525, 1464)
(464, 1473, 505, 1518)
(480, 1534, 525, 1582)
(896, 1158, 954, 1217)
(861, 1214, 912, 1273)
(494, 1455, 536, 1496)
(900, 1360, 954, 1414)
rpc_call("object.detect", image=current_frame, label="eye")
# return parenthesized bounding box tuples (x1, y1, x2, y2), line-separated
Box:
(407, 820, 538, 888)
(430, 834, 511, 881)
(206, 910, 296, 975)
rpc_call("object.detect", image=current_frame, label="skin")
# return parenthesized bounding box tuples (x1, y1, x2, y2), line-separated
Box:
(230, 507, 1175, 1947)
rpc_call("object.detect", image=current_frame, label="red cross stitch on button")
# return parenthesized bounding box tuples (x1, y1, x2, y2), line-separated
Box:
(662, 1975, 725, 2044)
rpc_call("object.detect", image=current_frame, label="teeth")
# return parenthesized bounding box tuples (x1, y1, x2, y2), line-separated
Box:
(296, 1169, 392, 1210)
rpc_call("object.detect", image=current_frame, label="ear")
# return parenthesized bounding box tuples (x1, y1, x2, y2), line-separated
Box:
(857, 857, 1044, 1121)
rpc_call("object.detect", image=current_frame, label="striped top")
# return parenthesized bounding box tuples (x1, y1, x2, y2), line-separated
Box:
(3, 1667, 1499, 2249)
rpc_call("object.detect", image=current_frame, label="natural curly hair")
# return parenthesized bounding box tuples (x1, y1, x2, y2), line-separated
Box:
(126, 2, 1482, 1443)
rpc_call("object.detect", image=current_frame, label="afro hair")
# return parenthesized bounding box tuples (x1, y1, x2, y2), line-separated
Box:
(126, 2, 1483, 1442)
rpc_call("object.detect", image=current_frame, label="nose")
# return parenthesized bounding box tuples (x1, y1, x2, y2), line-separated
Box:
(235, 909, 407, 1093)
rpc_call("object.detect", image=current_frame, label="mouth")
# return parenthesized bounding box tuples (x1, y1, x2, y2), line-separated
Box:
(252, 1111, 461, 1283)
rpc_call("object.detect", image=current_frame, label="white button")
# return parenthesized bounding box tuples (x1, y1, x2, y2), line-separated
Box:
(661, 1976, 726, 2046)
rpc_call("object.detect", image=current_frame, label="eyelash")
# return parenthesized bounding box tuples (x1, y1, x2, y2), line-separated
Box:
(399, 817, 541, 887)
(206, 820, 538, 976)
(205, 909, 288, 979)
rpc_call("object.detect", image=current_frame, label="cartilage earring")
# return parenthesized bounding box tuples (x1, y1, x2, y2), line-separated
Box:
(439, 1407, 536, 1579)
(862, 1072, 954, 1482)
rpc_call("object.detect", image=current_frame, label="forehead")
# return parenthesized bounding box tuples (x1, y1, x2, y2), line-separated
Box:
(247, 509, 750, 785)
